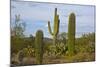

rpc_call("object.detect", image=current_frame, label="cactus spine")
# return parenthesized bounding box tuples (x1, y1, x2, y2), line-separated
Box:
(35, 30, 44, 64)
(48, 8, 60, 45)
(68, 13, 76, 56)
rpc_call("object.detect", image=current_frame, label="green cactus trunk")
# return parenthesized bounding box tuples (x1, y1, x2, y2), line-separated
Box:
(48, 8, 60, 45)
(68, 13, 76, 56)
(35, 30, 44, 64)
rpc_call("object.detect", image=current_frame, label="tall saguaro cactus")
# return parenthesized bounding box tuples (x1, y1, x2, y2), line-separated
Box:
(48, 8, 60, 45)
(35, 30, 44, 64)
(68, 13, 76, 56)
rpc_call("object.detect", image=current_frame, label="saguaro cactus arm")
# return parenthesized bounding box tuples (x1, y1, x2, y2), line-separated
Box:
(48, 21, 53, 35)
(54, 15, 59, 35)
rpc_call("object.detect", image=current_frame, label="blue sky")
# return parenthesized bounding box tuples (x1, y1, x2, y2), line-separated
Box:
(11, 1, 95, 38)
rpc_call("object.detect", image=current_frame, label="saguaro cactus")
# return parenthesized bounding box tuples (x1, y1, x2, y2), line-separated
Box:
(48, 8, 60, 45)
(35, 30, 44, 64)
(68, 13, 76, 56)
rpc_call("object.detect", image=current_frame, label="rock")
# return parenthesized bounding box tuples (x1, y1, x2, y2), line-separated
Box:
(22, 57, 35, 65)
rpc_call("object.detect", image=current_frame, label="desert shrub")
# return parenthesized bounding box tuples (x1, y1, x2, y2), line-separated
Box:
(11, 37, 27, 53)
(45, 42, 67, 58)
(11, 36, 35, 54)
(20, 46, 35, 57)
(11, 46, 35, 65)
(66, 52, 95, 63)
(75, 33, 95, 54)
